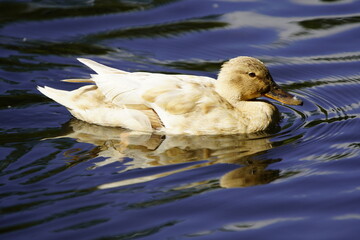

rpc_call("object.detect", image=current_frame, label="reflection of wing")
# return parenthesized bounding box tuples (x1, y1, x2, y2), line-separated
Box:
(153, 134, 273, 165)
(56, 119, 279, 188)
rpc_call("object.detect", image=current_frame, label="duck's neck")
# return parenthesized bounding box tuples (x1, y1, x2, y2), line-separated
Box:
(215, 78, 244, 106)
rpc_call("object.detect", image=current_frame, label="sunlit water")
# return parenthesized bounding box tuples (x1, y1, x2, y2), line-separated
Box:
(1, 0, 360, 239)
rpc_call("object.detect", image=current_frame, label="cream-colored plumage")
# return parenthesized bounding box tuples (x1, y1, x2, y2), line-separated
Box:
(38, 57, 302, 134)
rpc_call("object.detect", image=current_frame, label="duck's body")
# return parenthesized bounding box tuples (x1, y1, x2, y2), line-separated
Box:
(38, 57, 302, 135)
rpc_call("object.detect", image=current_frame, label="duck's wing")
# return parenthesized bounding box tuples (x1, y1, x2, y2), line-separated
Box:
(45, 58, 218, 132)
(93, 71, 222, 130)
(89, 68, 219, 130)
(87, 63, 216, 109)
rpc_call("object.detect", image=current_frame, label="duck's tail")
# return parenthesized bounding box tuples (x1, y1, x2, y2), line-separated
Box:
(37, 85, 155, 132)
(58, 58, 128, 83)
(61, 79, 94, 83)
(37, 86, 75, 109)
(36, 59, 156, 132)
(77, 58, 128, 74)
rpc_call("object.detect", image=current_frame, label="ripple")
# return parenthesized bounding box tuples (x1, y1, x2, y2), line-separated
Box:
(2, 0, 360, 239)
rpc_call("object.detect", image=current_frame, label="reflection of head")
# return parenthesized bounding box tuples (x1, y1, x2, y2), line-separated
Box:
(220, 165, 280, 188)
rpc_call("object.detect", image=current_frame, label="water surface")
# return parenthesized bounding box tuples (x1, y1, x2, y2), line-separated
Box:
(1, 0, 360, 239)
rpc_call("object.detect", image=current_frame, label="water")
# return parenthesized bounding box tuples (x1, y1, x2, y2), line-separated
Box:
(1, 0, 360, 239)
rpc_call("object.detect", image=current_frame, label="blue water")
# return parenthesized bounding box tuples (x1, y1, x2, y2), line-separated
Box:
(1, 0, 360, 239)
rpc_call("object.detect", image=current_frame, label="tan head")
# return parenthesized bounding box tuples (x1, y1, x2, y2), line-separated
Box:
(215, 56, 302, 105)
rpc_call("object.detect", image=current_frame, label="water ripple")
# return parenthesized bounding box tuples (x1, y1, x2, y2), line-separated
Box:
(2, 0, 360, 239)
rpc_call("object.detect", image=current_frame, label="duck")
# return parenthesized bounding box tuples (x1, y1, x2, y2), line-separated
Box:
(37, 56, 302, 135)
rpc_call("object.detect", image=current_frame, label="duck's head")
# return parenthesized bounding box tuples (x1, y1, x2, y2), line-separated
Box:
(216, 56, 302, 106)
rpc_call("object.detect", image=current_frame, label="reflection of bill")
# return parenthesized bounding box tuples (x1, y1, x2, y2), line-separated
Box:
(59, 119, 281, 188)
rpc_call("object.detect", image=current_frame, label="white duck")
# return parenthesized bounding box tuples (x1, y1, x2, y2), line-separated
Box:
(38, 57, 302, 135)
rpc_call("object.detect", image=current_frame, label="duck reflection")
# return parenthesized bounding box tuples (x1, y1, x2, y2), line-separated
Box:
(59, 119, 281, 188)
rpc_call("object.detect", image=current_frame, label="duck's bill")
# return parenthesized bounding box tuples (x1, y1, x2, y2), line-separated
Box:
(264, 84, 303, 106)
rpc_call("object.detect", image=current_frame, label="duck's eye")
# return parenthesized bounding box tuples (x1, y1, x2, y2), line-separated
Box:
(248, 72, 256, 78)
